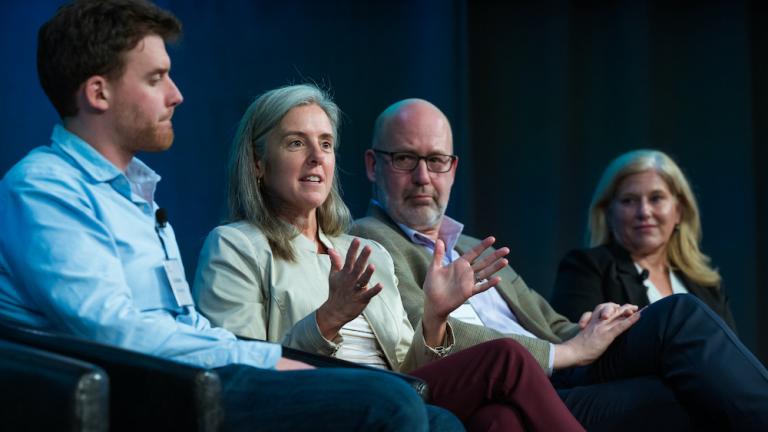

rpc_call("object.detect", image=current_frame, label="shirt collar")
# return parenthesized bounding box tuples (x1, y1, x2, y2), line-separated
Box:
(292, 226, 334, 253)
(371, 199, 464, 251)
(51, 124, 123, 182)
(125, 157, 161, 205)
(51, 124, 161, 203)
(633, 262, 687, 294)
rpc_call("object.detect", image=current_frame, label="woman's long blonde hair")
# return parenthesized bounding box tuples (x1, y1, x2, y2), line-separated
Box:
(588, 149, 721, 287)
(227, 84, 351, 261)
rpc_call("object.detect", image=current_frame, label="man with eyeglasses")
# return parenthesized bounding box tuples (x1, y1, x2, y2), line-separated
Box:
(350, 98, 768, 431)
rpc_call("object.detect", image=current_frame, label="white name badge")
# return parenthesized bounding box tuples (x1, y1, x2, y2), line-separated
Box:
(162, 259, 194, 307)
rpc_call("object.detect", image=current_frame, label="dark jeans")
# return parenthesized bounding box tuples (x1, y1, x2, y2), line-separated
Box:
(215, 365, 463, 432)
(554, 294, 768, 431)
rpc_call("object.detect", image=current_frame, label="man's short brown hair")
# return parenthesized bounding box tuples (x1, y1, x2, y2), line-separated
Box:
(37, 0, 182, 118)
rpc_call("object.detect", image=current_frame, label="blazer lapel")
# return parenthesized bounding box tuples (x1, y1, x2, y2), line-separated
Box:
(490, 276, 546, 336)
(675, 271, 710, 305)
(608, 243, 651, 308)
(456, 236, 570, 341)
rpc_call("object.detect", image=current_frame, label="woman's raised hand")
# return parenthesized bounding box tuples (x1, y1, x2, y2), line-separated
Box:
(316, 238, 383, 340)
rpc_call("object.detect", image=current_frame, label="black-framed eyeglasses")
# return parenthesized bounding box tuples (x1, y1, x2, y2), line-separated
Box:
(373, 149, 457, 173)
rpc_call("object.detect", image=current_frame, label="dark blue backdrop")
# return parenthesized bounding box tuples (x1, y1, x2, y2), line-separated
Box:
(2, 0, 766, 363)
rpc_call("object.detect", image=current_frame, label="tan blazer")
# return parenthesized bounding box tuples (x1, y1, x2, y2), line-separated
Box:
(350, 203, 580, 370)
(192, 221, 446, 373)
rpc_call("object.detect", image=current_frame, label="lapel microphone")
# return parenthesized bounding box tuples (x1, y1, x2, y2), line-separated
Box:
(155, 208, 168, 228)
(154, 208, 169, 260)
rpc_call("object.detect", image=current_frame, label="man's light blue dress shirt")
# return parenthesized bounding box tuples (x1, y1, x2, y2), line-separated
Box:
(0, 125, 280, 369)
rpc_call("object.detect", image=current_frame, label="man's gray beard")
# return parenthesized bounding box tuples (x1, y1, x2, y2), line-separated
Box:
(401, 206, 444, 231)
(376, 184, 445, 231)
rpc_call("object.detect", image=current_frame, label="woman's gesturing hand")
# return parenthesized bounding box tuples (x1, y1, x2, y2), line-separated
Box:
(316, 238, 383, 340)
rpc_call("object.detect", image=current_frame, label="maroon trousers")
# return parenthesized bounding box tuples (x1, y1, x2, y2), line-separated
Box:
(409, 339, 584, 432)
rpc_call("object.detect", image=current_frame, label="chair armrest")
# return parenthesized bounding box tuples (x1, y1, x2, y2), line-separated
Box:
(0, 339, 109, 432)
(0, 320, 222, 432)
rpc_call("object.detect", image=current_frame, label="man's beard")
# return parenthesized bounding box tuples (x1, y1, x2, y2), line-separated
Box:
(136, 122, 174, 151)
(116, 110, 175, 153)
(378, 184, 446, 232)
(401, 204, 444, 231)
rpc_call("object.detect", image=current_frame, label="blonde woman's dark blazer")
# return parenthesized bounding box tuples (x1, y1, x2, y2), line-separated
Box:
(550, 242, 736, 331)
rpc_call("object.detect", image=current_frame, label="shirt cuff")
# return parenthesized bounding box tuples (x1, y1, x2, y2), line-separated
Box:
(314, 311, 343, 354)
(546, 342, 555, 376)
(423, 321, 455, 358)
(237, 339, 283, 369)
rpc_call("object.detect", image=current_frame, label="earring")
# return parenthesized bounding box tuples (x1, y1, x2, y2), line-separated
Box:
(257, 177, 263, 188)
(674, 223, 680, 233)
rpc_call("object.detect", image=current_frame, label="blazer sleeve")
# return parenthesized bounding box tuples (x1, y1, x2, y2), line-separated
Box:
(194, 226, 341, 356)
(550, 249, 608, 323)
(281, 310, 340, 357)
(193, 226, 272, 340)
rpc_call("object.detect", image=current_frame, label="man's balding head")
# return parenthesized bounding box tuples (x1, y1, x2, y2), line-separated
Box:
(372, 99, 453, 153)
(365, 99, 457, 239)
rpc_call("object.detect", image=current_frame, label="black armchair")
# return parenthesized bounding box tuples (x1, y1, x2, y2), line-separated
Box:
(0, 339, 108, 432)
(0, 320, 222, 432)
(0, 319, 430, 432)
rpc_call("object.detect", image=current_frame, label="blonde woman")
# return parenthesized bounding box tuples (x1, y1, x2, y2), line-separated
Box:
(550, 149, 735, 329)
